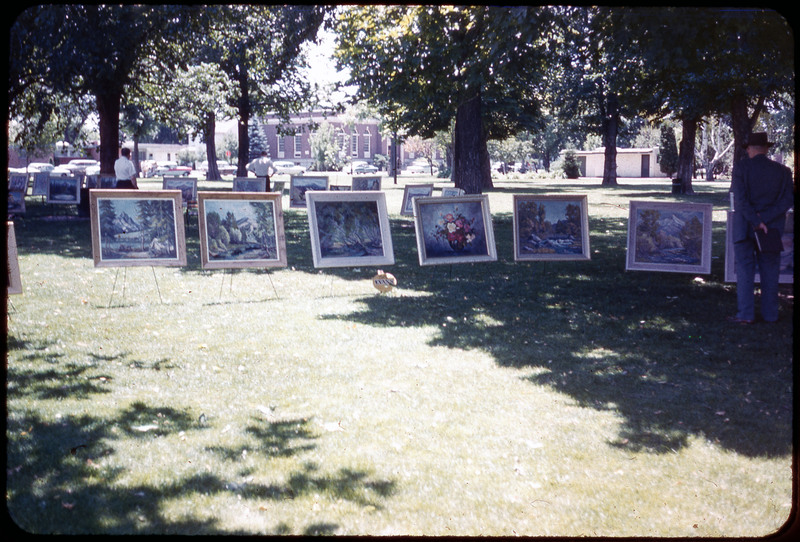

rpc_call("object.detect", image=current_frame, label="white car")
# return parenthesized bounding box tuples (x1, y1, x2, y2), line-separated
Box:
(405, 159, 437, 175)
(273, 161, 306, 175)
(64, 159, 100, 176)
(348, 161, 379, 174)
(26, 162, 55, 174)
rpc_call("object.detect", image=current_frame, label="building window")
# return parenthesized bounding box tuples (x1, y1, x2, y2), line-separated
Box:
(277, 135, 285, 158)
(363, 132, 371, 155)
(294, 134, 302, 157)
(351, 134, 358, 157)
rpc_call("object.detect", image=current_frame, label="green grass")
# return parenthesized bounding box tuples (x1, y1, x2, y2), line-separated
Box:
(6, 175, 794, 536)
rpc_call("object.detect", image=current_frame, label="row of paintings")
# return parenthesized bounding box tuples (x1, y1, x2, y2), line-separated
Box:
(80, 190, 794, 282)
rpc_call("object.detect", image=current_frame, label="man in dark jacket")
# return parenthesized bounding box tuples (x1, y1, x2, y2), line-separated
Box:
(729, 132, 794, 323)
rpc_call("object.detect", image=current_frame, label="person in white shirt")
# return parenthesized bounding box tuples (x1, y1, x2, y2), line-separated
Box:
(246, 151, 275, 191)
(114, 148, 138, 189)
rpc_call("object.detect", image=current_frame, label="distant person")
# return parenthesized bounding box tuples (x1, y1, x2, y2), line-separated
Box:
(247, 151, 275, 191)
(114, 148, 138, 189)
(729, 132, 794, 324)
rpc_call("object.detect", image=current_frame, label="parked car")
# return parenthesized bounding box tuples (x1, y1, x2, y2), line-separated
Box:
(26, 162, 55, 174)
(197, 160, 237, 176)
(273, 161, 307, 176)
(349, 161, 378, 174)
(63, 159, 99, 176)
(155, 161, 192, 176)
(49, 165, 73, 176)
(405, 159, 437, 175)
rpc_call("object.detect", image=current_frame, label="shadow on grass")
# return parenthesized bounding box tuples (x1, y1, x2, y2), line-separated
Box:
(6, 340, 397, 535)
(319, 214, 793, 459)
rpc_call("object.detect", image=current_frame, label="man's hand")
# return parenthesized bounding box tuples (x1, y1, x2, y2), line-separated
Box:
(756, 222, 768, 234)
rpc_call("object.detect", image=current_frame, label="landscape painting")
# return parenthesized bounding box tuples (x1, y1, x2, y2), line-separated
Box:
(32, 172, 49, 196)
(351, 176, 381, 191)
(513, 195, 590, 261)
(233, 177, 268, 192)
(289, 175, 329, 208)
(9, 174, 28, 193)
(626, 200, 713, 273)
(198, 192, 286, 269)
(400, 184, 434, 216)
(90, 190, 186, 267)
(8, 191, 26, 214)
(162, 177, 197, 206)
(413, 195, 497, 266)
(306, 191, 394, 268)
(724, 209, 793, 284)
(47, 176, 81, 204)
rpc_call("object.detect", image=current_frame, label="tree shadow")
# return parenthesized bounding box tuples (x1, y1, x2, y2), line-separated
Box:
(319, 215, 793, 458)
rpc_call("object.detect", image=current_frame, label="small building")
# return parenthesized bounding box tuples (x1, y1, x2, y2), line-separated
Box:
(566, 147, 668, 178)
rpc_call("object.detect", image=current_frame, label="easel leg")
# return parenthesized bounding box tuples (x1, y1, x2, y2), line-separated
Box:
(266, 270, 279, 299)
(108, 267, 123, 308)
(150, 266, 164, 304)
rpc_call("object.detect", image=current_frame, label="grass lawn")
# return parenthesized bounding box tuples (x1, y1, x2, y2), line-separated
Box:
(5, 173, 794, 536)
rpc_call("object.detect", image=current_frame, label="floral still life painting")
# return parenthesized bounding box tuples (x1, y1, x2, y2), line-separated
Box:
(414, 195, 497, 266)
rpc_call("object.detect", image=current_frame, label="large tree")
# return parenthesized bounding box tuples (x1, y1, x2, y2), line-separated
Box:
(335, 6, 552, 193)
(195, 5, 328, 177)
(9, 5, 198, 174)
(620, 7, 793, 193)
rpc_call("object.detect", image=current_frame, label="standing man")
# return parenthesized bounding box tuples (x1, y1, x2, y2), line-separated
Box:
(247, 150, 275, 191)
(114, 147, 138, 189)
(729, 132, 794, 323)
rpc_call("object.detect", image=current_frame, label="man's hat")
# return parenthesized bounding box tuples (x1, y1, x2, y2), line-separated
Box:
(743, 132, 773, 148)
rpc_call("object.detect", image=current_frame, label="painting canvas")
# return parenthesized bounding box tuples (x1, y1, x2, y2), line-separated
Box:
(98, 176, 118, 188)
(626, 200, 713, 273)
(198, 192, 286, 269)
(441, 187, 465, 197)
(163, 177, 197, 206)
(513, 195, 591, 261)
(724, 210, 793, 284)
(290, 175, 329, 208)
(351, 176, 381, 191)
(47, 176, 81, 204)
(413, 195, 497, 266)
(233, 177, 267, 192)
(32, 172, 50, 196)
(7, 221, 23, 295)
(90, 190, 186, 267)
(400, 184, 434, 216)
(8, 191, 26, 214)
(9, 174, 28, 193)
(306, 191, 394, 268)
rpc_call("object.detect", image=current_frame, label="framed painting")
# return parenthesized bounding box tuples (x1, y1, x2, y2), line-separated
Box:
(289, 175, 329, 208)
(330, 185, 350, 191)
(233, 177, 267, 192)
(47, 176, 81, 204)
(413, 195, 497, 266)
(89, 190, 187, 267)
(198, 192, 286, 269)
(9, 174, 28, 193)
(513, 194, 591, 261)
(400, 184, 434, 216)
(306, 191, 394, 268)
(98, 176, 118, 188)
(272, 180, 286, 193)
(724, 210, 793, 284)
(351, 175, 381, 191)
(8, 191, 26, 214)
(32, 172, 50, 196)
(626, 200, 713, 274)
(7, 221, 23, 295)
(163, 177, 197, 206)
(441, 187, 465, 197)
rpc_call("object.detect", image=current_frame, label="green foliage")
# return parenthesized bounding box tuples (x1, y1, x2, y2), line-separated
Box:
(659, 125, 679, 177)
(309, 122, 343, 171)
(561, 150, 581, 179)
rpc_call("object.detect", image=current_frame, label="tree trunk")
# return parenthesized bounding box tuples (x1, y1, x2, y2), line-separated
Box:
(452, 93, 491, 194)
(95, 91, 122, 175)
(600, 92, 618, 186)
(676, 118, 698, 194)
(236, 70, 250, 178)
(730, 94, 764, 165)
(205, 112, 220, 181)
